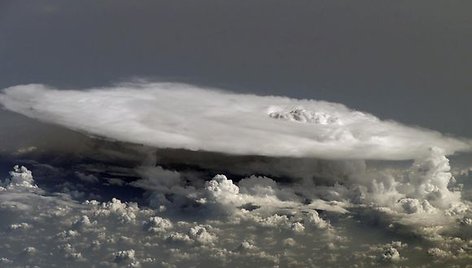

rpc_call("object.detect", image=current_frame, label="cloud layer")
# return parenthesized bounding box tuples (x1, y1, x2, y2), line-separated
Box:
(1, 82, 470, 160)
(2, 156, 472, 267)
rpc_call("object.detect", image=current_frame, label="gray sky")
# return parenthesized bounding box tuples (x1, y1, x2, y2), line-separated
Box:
(1, 0, 471, 137)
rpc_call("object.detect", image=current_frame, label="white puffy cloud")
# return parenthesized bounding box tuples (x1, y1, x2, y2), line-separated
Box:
(128, 147, 467, 233)
(2, 163, 472, 267)
(86, 198, 141, 224)
(1, 165, 38, 190)
(188, 225, 217, 245)
(1, 82, 470, 160)
(381, 246, 401, 262)
(144, 216, 173, 233)
(397, 198, 435, 214)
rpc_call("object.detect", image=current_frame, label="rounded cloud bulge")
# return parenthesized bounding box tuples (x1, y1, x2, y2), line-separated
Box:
(0, 82, 470, 160)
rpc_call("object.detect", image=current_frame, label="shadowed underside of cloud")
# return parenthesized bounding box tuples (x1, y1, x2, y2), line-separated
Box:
(0, 82, 470, 160)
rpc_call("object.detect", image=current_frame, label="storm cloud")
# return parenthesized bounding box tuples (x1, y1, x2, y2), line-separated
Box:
(2, 1, 472, 267)
(1, 82, 470, 160)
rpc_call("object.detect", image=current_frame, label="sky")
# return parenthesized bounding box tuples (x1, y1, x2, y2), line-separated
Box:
(1, 0, 471, 137)
(1, 1, 472, 267)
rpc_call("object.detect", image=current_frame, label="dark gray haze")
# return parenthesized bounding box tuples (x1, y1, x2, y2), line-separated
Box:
(1, 0, 471, 138)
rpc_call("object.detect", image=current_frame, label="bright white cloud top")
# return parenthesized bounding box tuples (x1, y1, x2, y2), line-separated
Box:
(0, 82, 470, 160)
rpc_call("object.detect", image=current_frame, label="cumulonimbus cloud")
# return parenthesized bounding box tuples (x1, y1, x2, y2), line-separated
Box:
(0, 82, 470, 160)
